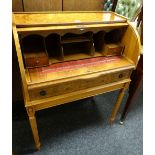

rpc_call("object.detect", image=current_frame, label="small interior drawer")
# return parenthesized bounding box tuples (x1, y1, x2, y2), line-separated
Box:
(25, 56, 49, 68)
(28, 69, 131, 101)
(21, 35, 49, 68)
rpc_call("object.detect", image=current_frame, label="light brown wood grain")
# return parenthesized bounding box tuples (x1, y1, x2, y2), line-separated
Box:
(109, 82, 129, 124)
(14, 12, 127, 27)
(17, 23, 128, 38)
(28, 69, 131, 100)
(26, 79, 131, 111)
(122, 22, 141, 66)
(23, 0, 62, 11)
(63, 0, 103, 11)
(12, 14, 30, 102)
(12, 40, 23, 102)
(26, 107, 40, 150)
(12, 12, 141, 149)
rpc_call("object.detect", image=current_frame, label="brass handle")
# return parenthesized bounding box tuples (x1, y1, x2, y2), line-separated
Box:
(40, 90, 46, 96)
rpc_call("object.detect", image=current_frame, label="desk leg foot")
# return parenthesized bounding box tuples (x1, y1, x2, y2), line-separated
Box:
(36, 143, 41, 150)
(27, 107, 40, 151)
(109, 118, 114, 125)
(109, 83, 129, 124)
(119, 121, 124, 125)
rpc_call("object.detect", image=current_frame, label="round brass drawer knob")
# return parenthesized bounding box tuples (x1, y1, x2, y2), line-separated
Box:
(119, 74, 123, 78)
(40, 90, 46, 96)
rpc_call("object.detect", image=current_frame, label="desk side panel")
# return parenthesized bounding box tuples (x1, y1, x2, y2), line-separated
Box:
(121, 22, 141, 67)
(12, 14, 30, 102)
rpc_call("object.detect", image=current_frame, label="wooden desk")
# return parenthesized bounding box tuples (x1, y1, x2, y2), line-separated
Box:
(12, 11, 141, 150)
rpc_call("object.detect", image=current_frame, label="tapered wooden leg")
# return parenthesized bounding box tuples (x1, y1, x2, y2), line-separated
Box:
(27, 107, 40, 150)
(109, 83, 129, 124)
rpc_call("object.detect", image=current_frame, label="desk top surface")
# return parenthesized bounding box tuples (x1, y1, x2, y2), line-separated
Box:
(13, 11, 127, 27)
(27, 56, 134, 85)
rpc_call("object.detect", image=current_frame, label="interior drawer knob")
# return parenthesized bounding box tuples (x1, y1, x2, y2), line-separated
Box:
(119, 74, 123, 78)
(36, 60, 40, 64)
(40, 90, 46, 96)
(80, 28, 85, 31)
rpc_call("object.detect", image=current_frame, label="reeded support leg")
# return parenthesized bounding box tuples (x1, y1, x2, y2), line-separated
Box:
(109, 83, 129, 124)
(27, 107, 40, 150)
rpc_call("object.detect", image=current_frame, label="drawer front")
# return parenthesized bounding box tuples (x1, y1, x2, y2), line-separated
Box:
(107, 46, 123, 56)
(29, 70, 131, 100)
(103, 44, 124, 56)
(25, 56, 49, 68)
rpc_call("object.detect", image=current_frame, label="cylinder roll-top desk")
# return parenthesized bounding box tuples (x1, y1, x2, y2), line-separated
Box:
(12, 11, 141, 150)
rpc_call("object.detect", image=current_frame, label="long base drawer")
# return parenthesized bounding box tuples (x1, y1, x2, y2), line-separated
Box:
(28, 69, 132, 101)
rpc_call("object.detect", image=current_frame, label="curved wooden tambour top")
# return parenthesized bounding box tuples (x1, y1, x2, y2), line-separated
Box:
(121, 22, 141, 66)
(14, 11, 127, 27)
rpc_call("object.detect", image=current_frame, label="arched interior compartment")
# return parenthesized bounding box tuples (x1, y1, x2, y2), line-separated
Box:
(61, 32, 93, 44)
(22, 35, 45, 54)
(103, 28, 126, 56)
(104, 28, 125, 43)
(93, 31, 106, 52)
(62, 32, 95, 61)
(21, 34, 49, 68)
(19, 27, 127, 68)
(45, 34, 63, 62)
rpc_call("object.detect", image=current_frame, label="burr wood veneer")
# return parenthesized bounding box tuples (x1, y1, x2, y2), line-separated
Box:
(12, 11, 141, 150)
